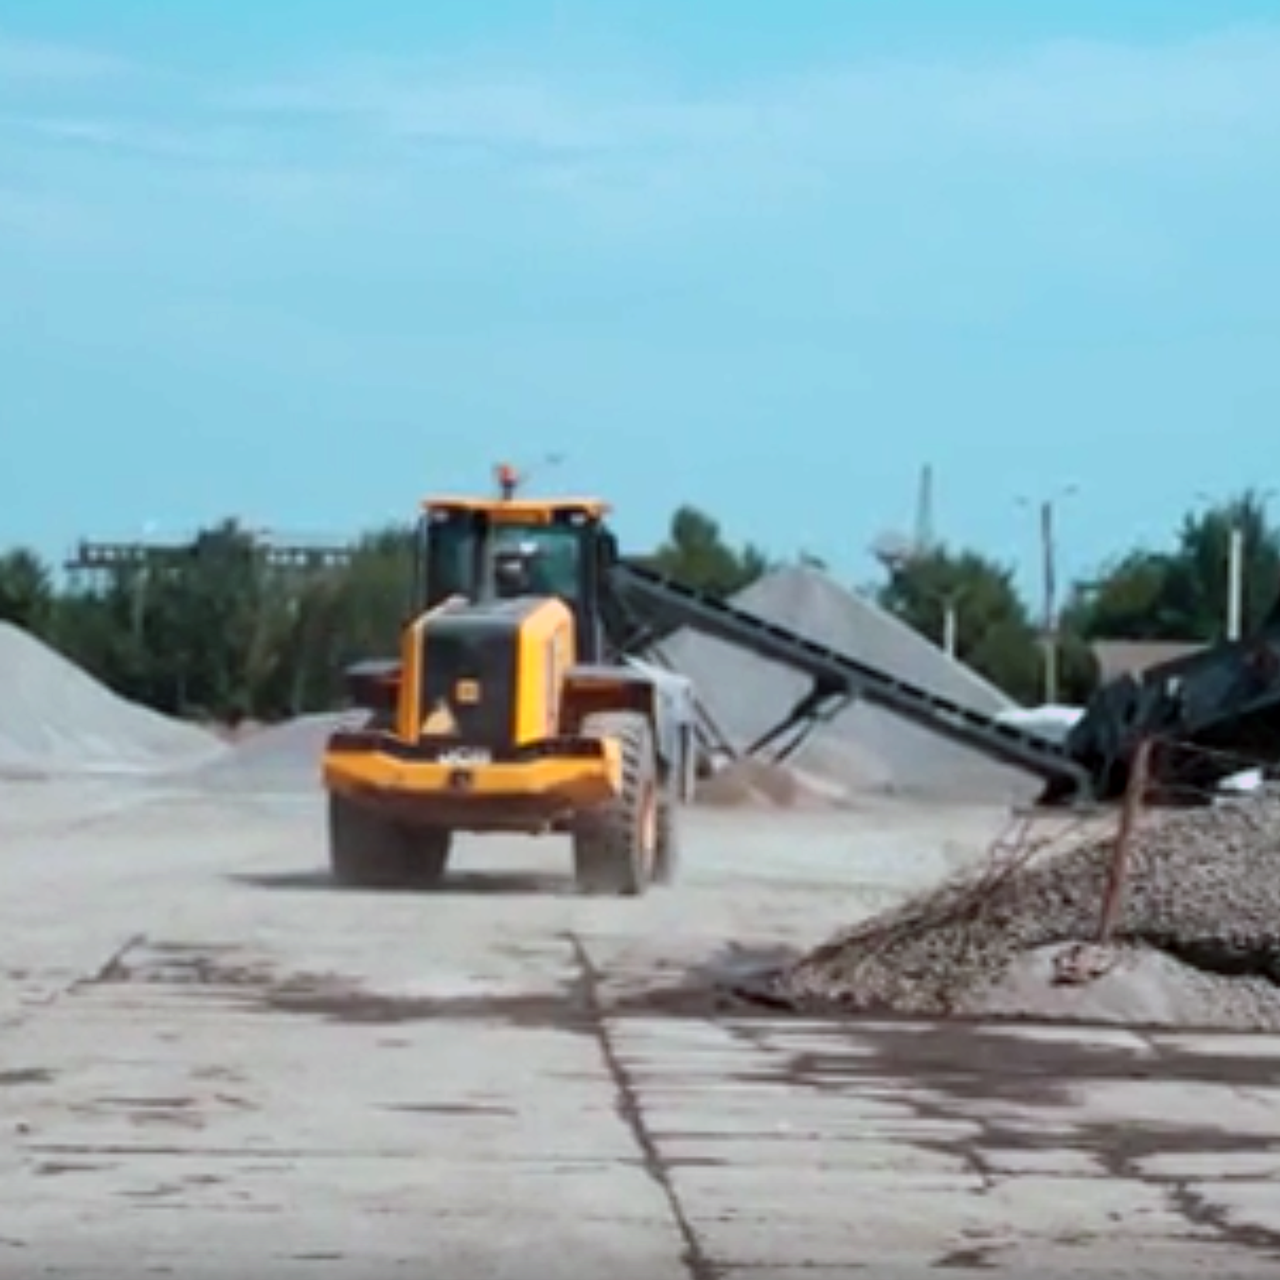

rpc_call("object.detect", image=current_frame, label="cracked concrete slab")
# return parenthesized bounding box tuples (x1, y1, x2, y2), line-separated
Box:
(3, 778, 1280, 1276)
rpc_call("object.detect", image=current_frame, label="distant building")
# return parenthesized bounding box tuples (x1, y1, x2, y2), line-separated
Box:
(1091, 639, 1206, 684)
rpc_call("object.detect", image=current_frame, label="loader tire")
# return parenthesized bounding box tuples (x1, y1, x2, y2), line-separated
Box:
(653, 763, 681, 886)
(572, 710, 658, 897)
(328, 794, 451, 889)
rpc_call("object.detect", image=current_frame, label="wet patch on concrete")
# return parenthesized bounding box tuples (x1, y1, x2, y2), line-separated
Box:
(88, 938, 276, 990)
(379, 1102, 516, 1117)
(717, 1020, 1280, 1261)
(0, 1068, 54, 1086)
(73, 935, 1280, 1053)
(82, 934, 592, 1026)
(117, 1181, 189, 1200)
(227, 868, 573, 896)
(749, 1021, 1280, 1102)
(263, 979, 586, 1026)
(723, 1019, 1280, 1157)
(1169, 1181, 1280, 1257)
(32, 1160, 113, 1176)
(95, 1096, 198, 1109)
(932, 1242, 1004, 1269)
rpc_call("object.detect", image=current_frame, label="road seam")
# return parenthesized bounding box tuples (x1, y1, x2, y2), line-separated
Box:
(567, 932, 719, 1280)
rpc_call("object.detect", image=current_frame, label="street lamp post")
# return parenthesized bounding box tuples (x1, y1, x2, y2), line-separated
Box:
(1018, 485, 1078, 706)
(942, 596, 958, 660)
(1196, 488, 1275, 641)
(938, 587, 967, 660)
(1227, 523, 1244, 641)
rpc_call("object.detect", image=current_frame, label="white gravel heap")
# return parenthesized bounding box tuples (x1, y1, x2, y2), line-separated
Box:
(777, 791, 1280, 1030)
(654, 564, 1041, 804)
(189, 713, 349, 792)
(0, 621, 223, 776)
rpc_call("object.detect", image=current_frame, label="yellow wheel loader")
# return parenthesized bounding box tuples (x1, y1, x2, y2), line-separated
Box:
(320, 466, 697, 896)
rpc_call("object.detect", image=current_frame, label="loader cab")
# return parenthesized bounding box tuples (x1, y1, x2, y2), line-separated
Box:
(414, 496, 619, 663)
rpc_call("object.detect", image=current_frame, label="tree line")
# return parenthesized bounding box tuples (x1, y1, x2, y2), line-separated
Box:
(0, 491, 1275, 722)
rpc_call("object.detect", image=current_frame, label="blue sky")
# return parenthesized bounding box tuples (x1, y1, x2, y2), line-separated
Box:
(2, 1, 1278, 599)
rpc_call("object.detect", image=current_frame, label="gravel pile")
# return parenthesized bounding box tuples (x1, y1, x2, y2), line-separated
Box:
(775, 791, 1280, 1030)
(187, 712, 348, 793)
(654, 565, 1042, 805)
(0, 622, 224, 777)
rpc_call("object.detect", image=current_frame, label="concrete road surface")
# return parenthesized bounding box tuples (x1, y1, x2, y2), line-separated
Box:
(3, 777, 1280, 1278)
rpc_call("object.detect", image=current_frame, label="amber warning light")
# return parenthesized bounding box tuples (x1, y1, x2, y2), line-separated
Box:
(495, 463, 520, 499)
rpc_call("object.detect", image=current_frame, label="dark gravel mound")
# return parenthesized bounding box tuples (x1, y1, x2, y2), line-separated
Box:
(773, 794, 1280, 1029)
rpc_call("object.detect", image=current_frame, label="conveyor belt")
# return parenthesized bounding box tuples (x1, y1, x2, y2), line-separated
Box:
(607, 562, 1093, 798)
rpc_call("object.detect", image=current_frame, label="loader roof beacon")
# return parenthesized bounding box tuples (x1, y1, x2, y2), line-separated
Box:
(320, 463, 698, 896)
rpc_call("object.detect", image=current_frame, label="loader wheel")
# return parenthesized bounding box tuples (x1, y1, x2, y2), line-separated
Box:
(653, 762, 681, 886)
(406, 826, 452, 889)
(328, 794, 451, 889)
(572, 710, 658, 897)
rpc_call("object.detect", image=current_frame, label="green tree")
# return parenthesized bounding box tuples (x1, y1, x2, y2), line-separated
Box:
(130, 519, 283, 719)
(48, 572, 147, 699)
(1060, 549, 1181, 641)
(875, 545, 1097, 703)
(0, 547, 54, 636)
(280, 524, 417, 713)
(1066, 489, 1280, 642)
(47, 521, 297, 722)
(875, 547, 1036, 697)
(649, 505, 771, 596)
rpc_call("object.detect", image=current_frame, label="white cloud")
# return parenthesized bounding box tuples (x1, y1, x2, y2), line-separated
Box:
(0, 185, 105, 247)
(9, 21, 1279, 188)
(221, 67, 750, 160)
(5, 20, 1280, 253)
(218, 23, 1280, 171)
(0, 113, 224, 160)
(0, 30, 130, 83)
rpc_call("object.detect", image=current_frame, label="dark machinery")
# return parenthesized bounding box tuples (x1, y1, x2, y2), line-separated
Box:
(1056, 628, 1280, 804)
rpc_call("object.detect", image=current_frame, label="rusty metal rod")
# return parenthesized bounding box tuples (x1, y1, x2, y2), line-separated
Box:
(1096, 737, 1154, 945)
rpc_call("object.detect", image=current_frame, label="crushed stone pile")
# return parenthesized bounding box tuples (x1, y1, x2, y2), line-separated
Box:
(773, 792, 1280, 1031)
(187, 713, 349, 792)
(653, 565, 1041, 805)
(0, 622, 224, 777)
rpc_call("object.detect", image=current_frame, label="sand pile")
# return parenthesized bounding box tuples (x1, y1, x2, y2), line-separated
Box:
(0, 622, 223, 776)
(695, 757, 846, 808)
(773, 791, 1280, 1030)
(654, 565, 1039, 805)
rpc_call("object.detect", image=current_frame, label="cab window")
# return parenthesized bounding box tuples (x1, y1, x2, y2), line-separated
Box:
(419, 515, 581, 607)
(420, 516, 475, 605)
(492, 526, 580, 599)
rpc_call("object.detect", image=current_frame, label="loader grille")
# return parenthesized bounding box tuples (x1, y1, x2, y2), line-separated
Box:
(419, 612, 520, 749)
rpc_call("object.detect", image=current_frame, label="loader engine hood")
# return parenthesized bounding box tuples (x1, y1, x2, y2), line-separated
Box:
(411, 594, 575, 751)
